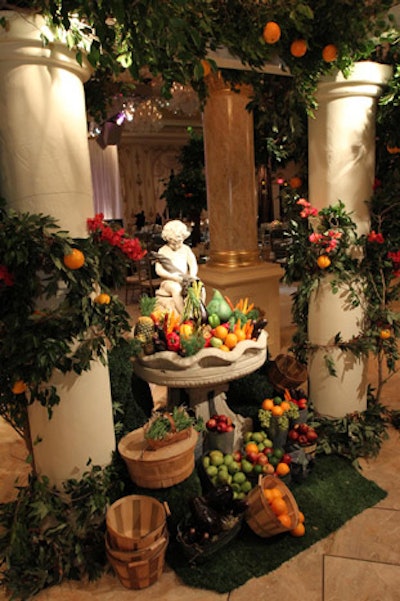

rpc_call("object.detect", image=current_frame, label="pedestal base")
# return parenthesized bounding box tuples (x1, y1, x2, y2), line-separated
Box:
(199, 262, 283, 357)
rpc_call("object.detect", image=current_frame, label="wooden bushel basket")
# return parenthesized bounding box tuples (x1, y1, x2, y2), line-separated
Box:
(245, 475, 300, 537)
(267, 354, 307, 390)
(107, 534, 169, 589)
(106, 494, 169, 552)
(105, 528, 168, 562)
(118, 426, 198, 489)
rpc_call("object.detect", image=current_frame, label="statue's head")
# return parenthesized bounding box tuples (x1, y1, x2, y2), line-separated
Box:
(162, 220, 191, 245)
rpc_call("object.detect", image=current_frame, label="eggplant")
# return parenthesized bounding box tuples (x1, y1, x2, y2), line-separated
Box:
(189, 496, 223, 535)
(230, 498, 249, 516)
(204, 485, 233, 511)
(252, 318, 268, 339)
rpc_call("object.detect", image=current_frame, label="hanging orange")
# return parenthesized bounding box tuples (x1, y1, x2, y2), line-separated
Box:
(63, 248, 85, 270)
(263, 21, 281, 44)
(289, 176, 303, 189)
(201, 59, 212, 77)
(322, 44, 338, 62)
(290, 39, 307, 58)
(12, 380, 27, 394)
(94, 293, 111, 305)
(317, 254, 331, 269)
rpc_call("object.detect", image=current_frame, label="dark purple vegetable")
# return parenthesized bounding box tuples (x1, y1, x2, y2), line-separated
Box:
(189, 496, 223, 535)
(205, 485, 234, 511)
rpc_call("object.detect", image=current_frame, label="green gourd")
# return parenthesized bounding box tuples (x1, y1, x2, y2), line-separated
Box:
(206, 289, 233, 322)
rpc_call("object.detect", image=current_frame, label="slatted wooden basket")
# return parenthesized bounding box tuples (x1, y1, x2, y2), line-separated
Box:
(118, 426, 198, 488)
(106, 494, 169, 552)
(245, 475, 299, 537)
(267, 354, 307, 390)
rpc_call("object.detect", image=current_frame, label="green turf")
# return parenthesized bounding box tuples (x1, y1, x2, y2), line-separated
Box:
(166, 454, 387, 593)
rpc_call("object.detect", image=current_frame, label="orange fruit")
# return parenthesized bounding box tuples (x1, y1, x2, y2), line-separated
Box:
(386, 144, 400, 154)
(263, 21, 281, 44)
(263, 488, 274, 502)
(269, 486, 283, 500)
(224, 332, 238, 349)
(298, 511, 305, 524)
(290, 522, 306, 537)
(219, 344, 230, 352)
(63, 248, 85, 270)
(276, 462, 290, 476)
(271, 405, 284, 417)
(280, 401, 291, 412)
(290, 39, 307, 58)
(213, 325, 229, 340)
(201, 59, 211, 77)
(278, 513, 292, 529)
(234, 328, 246, 342)
(270, 497, 288, 516)
(322, 44, 338, 62)
(94, 293, 111, 305)
(289, 176, 303, 189)
(12, 380, 27, 394)
(317, 254, 331, 269)
(245, 442, 259, 455)
(261, 398, 274, 411)
(379, 328, 391, 340)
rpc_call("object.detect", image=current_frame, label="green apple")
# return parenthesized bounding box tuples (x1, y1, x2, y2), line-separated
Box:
(232, 471, 246, 484)
(210, 336, 223, 348)
(241, 480, 253, 494)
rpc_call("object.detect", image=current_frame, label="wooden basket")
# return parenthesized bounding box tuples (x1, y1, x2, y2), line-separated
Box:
(245, 475, 299, 538)
(107, 534, 169, 589)
(118, 426, 198, 489)
(106, 494, 169, 551)
(267, 354, 307, 390)
(105, 529, 168, 562)
(144, 413, 191, 450)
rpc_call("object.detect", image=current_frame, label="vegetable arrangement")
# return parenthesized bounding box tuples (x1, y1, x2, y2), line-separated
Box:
(144, 405, 204, 447)
(133, 286, 267, 357)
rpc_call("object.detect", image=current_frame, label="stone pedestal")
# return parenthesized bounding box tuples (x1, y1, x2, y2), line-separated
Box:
(307, 62, 392, 417)
(0, 11, 116, 486)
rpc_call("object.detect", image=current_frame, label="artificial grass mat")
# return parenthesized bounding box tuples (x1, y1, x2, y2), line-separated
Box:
(165, 454, 387, 593)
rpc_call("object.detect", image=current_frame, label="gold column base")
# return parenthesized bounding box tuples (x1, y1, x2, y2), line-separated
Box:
(209, 249, 261, 268)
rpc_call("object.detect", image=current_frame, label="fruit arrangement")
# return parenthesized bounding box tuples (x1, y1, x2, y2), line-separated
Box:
(287, 422, 318, 448)
(133, 287, 267, 357)
(205, 414, 235, 434)
(258, 392, 300, 435)
(202, 430, 292, 499)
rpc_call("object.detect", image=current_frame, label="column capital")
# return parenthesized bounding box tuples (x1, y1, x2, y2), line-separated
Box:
(316, 61, 393, 102)
(205, 70, 253, 98)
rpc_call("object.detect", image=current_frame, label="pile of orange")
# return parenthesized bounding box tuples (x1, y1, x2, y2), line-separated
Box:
(261, 396, 291, 417)
(263, 486, 306, 536)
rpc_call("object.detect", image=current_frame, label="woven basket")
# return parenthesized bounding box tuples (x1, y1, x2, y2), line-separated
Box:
(267, 354, 307, 390)
(118, 426, 198, 488)
(107, 534, 169, 589)
(144, 413, 191, 450)
(245, 475, 299, 538)
(106, 494, 169, 552)
(105, 529, 168, 562)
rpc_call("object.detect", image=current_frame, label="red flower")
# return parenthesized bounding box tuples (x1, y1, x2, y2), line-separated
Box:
(0, 265, 14, 286)
(368, 231, 385, 244)
(87, 215, 146, 261)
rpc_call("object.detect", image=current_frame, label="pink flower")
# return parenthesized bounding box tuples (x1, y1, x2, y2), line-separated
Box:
(309, 233, 323, 244)
(368, 231, 385, 244)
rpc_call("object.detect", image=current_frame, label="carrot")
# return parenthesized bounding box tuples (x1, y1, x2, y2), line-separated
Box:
(224, 295, 235, 311)
(245, 302, 254, 314)
(284, 388, 292, 402)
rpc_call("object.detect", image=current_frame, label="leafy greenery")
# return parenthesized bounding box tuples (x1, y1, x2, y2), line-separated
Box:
(0, 202, 144, 449)
(144, 405, 204, 441)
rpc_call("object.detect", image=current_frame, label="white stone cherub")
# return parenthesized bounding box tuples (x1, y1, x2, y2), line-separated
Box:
(154, 220, 199, 314)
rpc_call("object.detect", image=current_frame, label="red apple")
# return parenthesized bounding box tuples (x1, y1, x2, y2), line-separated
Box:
(246, 451, 259, 464)
(263, 464, 275, 475)
(217, 422, 228, 433)
(298, 423, 309, 434)
(217, 415, 228, 423)
(263, 446, 273, 455)
(298, 434, 309, 445)
(288, 430, 299, 441)
(206, 418, 217, 431)
(226, 425, 235, 432)
(306, 429, 318, 442)
(233, 450, 242, 462)
(282, 453, 292, 465)
(256, 453, 268, 466)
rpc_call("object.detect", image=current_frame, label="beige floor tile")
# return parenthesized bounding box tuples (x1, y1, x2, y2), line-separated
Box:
(323, 556, 400, 601)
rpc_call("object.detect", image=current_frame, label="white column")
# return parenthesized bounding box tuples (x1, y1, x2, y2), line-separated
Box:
(307, 62, 392, 418)
(0, 11, 116, 486)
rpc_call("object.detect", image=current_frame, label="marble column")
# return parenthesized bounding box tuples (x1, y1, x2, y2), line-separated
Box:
(0, 11, 116, 487)
(307, 62, 392, 418)
(199, 72, 283, 356)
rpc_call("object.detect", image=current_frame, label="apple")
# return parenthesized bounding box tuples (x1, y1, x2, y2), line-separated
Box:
(246, 451, 259, 464)
(206, 418, 217, 431)
(282, 453, 292, 465)
(226, 425, 234, 432)
(218, 415, 228, 423)
(298, 434, 309, 445)
(217, 422, 228, 433)
(232, 450, 242, 462)
(288, 430, 299, 441)
(263, 463, 275, 475)
(298, 423, 309, 434)
(256, 453, 268, 466)
(306, 429, 318, 442)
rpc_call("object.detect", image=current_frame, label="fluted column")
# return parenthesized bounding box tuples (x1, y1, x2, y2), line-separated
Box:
(199, 72, 283, 356)
(0, 11, 116, 486)
(308, 62, 392, 418)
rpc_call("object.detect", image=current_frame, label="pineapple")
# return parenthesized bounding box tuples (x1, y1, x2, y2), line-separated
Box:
(135, 295, 157, 344)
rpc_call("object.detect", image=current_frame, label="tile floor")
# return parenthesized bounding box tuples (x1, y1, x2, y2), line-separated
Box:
(1, 285, 400, 601)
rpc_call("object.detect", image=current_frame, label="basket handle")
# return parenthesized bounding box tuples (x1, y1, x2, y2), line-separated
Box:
(163, 413, 176, 433)
(163, 501, 171, 517)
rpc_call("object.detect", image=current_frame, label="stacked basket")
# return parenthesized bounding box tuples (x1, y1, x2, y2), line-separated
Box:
(106, 495, 169, 589)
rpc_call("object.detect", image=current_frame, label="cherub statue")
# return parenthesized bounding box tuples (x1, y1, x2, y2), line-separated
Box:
(153, 220, 200, 315)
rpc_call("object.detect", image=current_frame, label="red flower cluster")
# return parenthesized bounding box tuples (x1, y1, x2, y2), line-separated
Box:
(367, 230, 385, 244)
(388, 250, 400, 277)
(297, 198, 318, 218)
(87, 214, 146, 261)
(309, 230, 342, 253)
(0, 265, 14, 286)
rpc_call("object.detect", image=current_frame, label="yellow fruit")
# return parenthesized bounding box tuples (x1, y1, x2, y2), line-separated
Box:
(379, 328, 391, 340)
(322, 44, 338, 62)
(94, 293, 111, 305)
(63, 248, 85, 270)
(12, 380, 27, 394)
(263, 21, 281, 45)
(290, 39, 307, 58)
(317, 254, 331, 269)
(219, 344, 230, 352)
(224, 332, 238, 349)
(290, 522, 306, 537)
